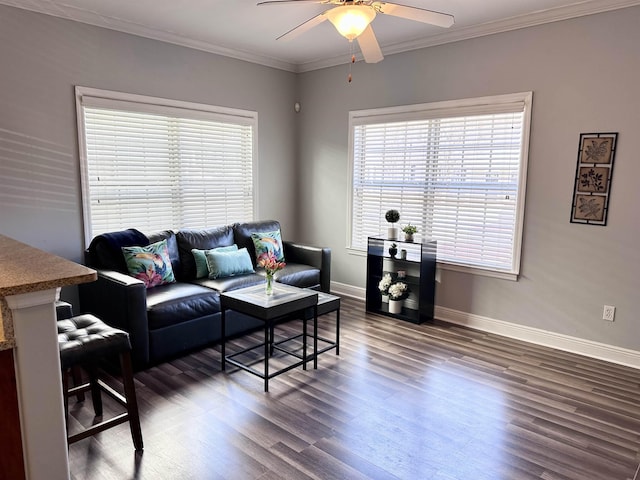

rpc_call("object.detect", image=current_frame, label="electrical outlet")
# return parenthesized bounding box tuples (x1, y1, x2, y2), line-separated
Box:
(603, 305, 615, 322)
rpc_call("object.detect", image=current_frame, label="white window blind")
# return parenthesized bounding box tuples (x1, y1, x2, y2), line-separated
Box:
(76, 87, 256, 241)
(349, 93, 532, 277)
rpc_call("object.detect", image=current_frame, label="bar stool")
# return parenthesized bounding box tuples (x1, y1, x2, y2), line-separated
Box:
(57, 313, 143, 451)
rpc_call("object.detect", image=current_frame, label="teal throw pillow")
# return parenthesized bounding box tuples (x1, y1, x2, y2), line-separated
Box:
(122, 239, 176, 288)
(192, 245, 238, 278)
(251, 230, 284, 262)
(205, 247, 255, 279)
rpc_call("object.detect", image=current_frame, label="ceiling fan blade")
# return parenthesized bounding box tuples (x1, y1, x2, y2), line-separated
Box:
(277, 12, 329, 41)
(374, 2, 454, 28)
(257, 0, 335, 5)
(357, 25, 384, 63)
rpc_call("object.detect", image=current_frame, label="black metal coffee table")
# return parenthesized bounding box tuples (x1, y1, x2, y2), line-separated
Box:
(313, 290, 341, 357)
(270, 289, 341, 368)
(220, 283, 318, 392)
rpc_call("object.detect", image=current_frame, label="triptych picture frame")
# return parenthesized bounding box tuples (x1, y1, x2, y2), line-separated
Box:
(570, 132, 618, 226)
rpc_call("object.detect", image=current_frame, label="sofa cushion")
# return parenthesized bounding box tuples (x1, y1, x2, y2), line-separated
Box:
(122, 239, 176, 288)
(192, 245, 238, 278)
(146, 283, 220, 330)
(192, 273, 264, 293)
(251, 230, 285, 262)
(233, 220, 282, 264)
(263, 263, 320, 289)
(176, 226, 235, 280)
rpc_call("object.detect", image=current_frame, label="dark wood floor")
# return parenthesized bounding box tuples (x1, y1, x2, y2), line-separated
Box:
(68, 297, 640, 480)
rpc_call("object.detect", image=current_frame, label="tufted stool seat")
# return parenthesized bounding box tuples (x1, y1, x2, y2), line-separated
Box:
(57, 313, 143, 451)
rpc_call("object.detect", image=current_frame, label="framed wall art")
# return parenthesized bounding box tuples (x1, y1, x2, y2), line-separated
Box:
(570, 132, 618, 225)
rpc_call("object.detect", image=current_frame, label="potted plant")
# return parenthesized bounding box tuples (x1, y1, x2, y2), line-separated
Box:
(388, 280, 410, 314)
(378, 273, 393, 303)
(388, 242, 398, 258)
(385, 209, 400, 240)
(402, 223, 418, 242)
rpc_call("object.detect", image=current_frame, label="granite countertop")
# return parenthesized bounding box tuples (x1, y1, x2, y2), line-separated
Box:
(0, 301, 14, 350)
(0, 235, 97, 350)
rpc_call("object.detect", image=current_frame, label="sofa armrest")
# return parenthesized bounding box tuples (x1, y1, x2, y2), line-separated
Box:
(283, 241, 331, 293)
(78, 269, 150, 368)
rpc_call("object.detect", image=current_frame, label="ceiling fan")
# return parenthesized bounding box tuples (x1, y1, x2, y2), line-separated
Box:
(257, 0, 455, 64)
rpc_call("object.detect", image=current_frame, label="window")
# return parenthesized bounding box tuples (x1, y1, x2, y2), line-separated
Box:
(348, 92, 532, 279)
(75, 87, 257, 243)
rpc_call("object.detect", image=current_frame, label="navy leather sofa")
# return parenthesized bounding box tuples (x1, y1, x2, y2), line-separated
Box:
(79, 220, 331, 369)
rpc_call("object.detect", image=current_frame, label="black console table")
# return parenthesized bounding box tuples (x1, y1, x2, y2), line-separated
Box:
(366, 236, 436, 324)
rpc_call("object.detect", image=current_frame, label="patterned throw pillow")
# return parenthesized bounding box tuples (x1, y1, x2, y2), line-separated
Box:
(122, 239, 176, 288)
(192, 245, 238, 279)
(205, 247, 255, 279)
(251, 230, 284, 262)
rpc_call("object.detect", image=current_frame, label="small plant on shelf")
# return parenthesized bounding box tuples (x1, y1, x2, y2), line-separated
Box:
(385, 209, 400, 240)
(402, 224, 417, 235)
(402, 223, 418, 242)
(388, 242, 398, 258)
(385, 209, 400, 223)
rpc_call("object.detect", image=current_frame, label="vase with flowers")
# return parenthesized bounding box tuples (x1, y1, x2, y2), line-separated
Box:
(257, 251, 286, 295)
(378, 274, 410, 313)
(388, 280, 410, 314)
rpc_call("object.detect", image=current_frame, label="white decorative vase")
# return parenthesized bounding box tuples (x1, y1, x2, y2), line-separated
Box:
(388, 226, 399, 240)
(389, 299, 402, 314)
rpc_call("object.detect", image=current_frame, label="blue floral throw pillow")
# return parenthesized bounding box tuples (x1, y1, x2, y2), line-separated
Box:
(122, 239, 176, 288)
(251, 230, 284, 262)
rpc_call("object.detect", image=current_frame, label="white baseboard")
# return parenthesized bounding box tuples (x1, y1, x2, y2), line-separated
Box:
(436, 306, 640, 369)
(330, 281, 640, 369)
(330, 281, 365, 300)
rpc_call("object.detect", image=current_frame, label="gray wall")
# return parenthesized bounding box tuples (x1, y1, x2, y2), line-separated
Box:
(1, 4, 638, 352)
(297, 7, 640, 350)
(0, 5, 299, 263)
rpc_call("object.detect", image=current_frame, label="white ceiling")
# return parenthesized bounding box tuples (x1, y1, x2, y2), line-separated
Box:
(2, 0, 639, 72)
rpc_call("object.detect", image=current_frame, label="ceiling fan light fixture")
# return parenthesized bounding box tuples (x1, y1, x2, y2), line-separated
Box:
(326, 5, 376, 40)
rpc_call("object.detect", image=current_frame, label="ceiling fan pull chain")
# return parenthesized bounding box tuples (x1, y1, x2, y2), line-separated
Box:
(347, 40, 355, 83)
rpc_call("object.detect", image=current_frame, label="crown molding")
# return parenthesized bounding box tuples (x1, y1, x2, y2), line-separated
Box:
(0, 0, 298, 72)
(2, 0, 639, 73)
(93, 23, 299, 73)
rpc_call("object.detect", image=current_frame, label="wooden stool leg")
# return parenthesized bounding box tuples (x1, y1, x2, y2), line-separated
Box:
(120, 351, 143, 452)
(87, 365, 102, 416)
(71, 366, 85, 402)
